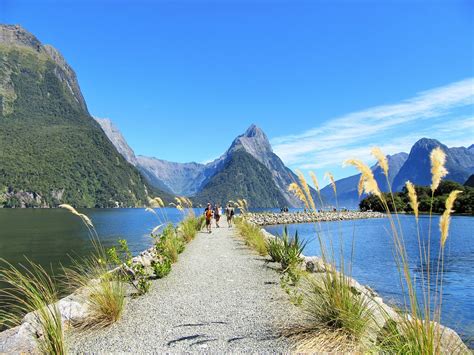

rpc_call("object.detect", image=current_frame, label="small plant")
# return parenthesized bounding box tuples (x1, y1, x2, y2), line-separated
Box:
(152, 257, 172, 279)
(301, 272, 374, 341)
(154, 224, 185, 263)
(107, 239, 151, 295)
(266, 237, 284, 263)
(279, 227, 307, 272)
(0, 258, 65, 354)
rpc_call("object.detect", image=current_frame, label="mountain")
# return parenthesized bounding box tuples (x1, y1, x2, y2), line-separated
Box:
(465, 174, 474, 187)
(0, 24, 160, 208)
(320, 138, 474, 208)
(193, 150, 288, 207)
(97, 120, 301, 207)
(320, 152, 409, 208)
(392, 138, 474, 191)
(94, 118, 138, 166)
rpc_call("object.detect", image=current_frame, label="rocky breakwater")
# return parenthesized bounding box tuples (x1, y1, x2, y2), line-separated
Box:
(246, 211, 385, 226)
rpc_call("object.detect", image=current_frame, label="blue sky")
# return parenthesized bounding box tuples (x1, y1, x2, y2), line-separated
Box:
(2, 0, 473, 181)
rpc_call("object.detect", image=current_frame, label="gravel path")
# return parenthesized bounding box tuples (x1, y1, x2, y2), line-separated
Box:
(68, 220, 301, 353)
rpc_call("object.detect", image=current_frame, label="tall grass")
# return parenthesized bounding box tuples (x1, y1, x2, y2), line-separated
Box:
(0, 258, 65, 354)
(235, 217, 267, 256)
(285, 147, 465, 352)
(60, 204, 126, 327)
(287, 170, 375, 350)
(344, 147, 463, 353)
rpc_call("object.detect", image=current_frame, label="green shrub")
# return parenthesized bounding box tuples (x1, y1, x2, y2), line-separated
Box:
(107, 239, 151, 295)
(155, 224, 185, 263)
(279, 227, 307, 271)
(152, 258, 172, 279)
(266, 237, 284, 263)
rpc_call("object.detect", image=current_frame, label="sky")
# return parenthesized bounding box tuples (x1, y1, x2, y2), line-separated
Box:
(1, 0, 473, 181)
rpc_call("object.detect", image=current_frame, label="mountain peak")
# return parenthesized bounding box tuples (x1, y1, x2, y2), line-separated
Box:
(230, 124, 272, 155)
(244, 124, 264, 137)
(412, 137, 444, 150)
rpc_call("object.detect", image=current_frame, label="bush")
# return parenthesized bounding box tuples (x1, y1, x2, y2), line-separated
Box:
(155, 224, 185, 263)
(266, 237, 284, 263)
(279, 227, 307, 271)
(152, 257, 172, 279)
(180, 214, 203, 242)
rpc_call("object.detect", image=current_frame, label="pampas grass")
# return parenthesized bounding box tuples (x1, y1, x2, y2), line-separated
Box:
(296, 169, 316, 211)
(406, 181, 419, 219)
(430, 147, 448, 193)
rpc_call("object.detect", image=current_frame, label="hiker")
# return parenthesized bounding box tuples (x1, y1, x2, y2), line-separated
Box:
(214, 203, 221, 228)
(225, 204, 235, 227)
(204, 203, 213, 233)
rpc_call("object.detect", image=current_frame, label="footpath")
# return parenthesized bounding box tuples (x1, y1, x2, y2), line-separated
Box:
(69, 220, 300, 352)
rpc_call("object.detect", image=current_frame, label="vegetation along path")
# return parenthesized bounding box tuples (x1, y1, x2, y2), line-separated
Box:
(69, 220, 300, 352)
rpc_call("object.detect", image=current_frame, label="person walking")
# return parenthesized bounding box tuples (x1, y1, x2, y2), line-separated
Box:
(214, 203, 221, 228)
(204, 203, 213, 233)
(225, 204, 234, 228)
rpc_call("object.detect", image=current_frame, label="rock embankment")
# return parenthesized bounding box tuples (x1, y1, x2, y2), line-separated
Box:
(246, 211, 385, 226)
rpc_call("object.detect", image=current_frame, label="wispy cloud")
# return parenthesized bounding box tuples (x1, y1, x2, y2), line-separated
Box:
(272, 78, 474, 177)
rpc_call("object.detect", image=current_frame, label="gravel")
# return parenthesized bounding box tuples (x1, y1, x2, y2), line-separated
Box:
(68, 221, 302, 353)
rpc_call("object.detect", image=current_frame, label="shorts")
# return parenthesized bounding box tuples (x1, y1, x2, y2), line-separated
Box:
(215, 215, 220, 221)
(205, 218, 211, 225)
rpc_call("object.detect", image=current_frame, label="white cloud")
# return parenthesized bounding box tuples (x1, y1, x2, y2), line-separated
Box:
(272, 78, 474, 175)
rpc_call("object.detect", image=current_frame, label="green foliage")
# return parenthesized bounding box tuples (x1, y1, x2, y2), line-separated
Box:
(266, 237, 284, 263)
(235, 217, 268, 256)
(152, 257, 172, 279)
(302, 274, 373, 341)
(359, 180, 474, 214)
(107, 239, 151, 295)
(279, 227, 307, 272)
(180, 214, 203, 242)
(0, 45, 165, 208)
(193, 149, 288, 208)
(154, 224, 185, 263)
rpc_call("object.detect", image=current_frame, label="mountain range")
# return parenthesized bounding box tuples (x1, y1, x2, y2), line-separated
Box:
(0, 24, 168, 207)
(1, 24, 473, 209)
(96, 118, 300, 207)
(320, 139, 474, 207)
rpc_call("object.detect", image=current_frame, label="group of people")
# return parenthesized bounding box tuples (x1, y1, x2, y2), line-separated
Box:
(204, 203, 235, 233)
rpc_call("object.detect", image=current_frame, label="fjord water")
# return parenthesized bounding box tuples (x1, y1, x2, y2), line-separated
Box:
(265, 215, 474, 347)
(0, 208, 194, 275)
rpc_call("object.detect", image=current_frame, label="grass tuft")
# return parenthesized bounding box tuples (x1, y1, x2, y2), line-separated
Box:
(0, 258, 66, 354)
(235, 217, 267, 256)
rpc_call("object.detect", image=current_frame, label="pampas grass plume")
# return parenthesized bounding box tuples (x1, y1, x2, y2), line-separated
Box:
(430, 147, 448, 192)
(371, 147, 389, 177)
(343, 159, 381, 198)
(439, 190, 462, 247)
(405, 181, 419, 219)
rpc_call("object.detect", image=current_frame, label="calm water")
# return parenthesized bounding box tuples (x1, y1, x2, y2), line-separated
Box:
(265, 215, 474, 347)
(0, 208, 195, 274)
